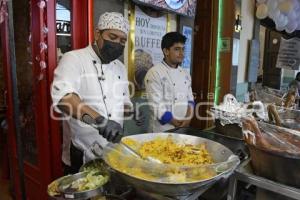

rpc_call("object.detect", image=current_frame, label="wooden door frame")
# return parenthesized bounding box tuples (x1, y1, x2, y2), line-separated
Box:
(191, 0, 234, 129)
(262, 29, 282, 89)
(0, 1, 21, 198)
(2, 0, 92, 198)
(48, 0, 90, 180)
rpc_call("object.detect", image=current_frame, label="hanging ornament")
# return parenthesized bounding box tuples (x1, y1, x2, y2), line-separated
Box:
(40, 42, 48, 53)
(39, 61, 47, 70)
(37, 73, 44, 81)
(42, 26, 48, 34)
(28, 33, 32, 42)
(35, 55, 41, 62)
(37, 0, 46, 9)
(0, 0, 8, 24)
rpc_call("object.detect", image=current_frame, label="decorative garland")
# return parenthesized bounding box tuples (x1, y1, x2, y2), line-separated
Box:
(0, 0, 8, 24)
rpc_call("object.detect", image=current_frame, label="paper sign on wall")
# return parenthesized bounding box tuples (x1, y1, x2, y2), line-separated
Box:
(134, 6, 167, 91)
(276, 37, 300, 70)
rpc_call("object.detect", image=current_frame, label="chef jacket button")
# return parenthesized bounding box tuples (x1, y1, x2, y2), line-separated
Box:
(173, 83, 175, 86)
(175, 98, 178, 101)
(118, 76, 121, 79)
(123, 92, 125, 96)
(184, 81, 187, 84)
(103, 95, 107, 99)
(108, 114, 112, 117)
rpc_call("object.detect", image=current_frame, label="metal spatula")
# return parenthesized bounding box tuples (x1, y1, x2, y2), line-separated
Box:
(82, 114, 161, 164)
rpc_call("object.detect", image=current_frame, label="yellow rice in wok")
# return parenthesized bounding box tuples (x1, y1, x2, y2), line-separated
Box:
(130, 136, 214, 165)
(107, 136, 216, 183)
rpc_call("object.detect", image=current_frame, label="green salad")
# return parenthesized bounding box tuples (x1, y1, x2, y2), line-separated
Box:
(70, 170, 109, 191)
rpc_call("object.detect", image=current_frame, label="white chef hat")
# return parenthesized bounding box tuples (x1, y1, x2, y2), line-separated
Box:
(97, 12, 129, 35)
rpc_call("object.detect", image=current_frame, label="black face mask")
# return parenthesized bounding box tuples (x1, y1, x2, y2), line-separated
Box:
(99, 39, 124, 64)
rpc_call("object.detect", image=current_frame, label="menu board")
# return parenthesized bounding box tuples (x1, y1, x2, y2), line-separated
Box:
(134, 6, 167, 91)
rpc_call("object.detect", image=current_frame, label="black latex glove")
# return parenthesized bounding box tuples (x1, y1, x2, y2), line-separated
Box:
(95, 116, 123, 143)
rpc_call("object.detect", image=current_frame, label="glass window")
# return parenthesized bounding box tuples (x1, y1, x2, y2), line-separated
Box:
(56, 1, 71, 60)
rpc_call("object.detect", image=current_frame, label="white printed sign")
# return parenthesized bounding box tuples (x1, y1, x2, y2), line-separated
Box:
(135, 6, 167, 65)
(276, 37, 300, 70)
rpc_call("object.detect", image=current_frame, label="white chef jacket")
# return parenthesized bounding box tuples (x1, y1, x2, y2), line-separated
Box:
(51, 45, 132, 165)
(144, 61, 194, 132)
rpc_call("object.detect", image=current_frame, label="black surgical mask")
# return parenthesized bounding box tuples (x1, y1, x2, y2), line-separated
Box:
(99, 39, 124, 64)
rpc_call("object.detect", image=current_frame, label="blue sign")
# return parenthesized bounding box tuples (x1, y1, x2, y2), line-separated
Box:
(165, 0, 187, 10)
(132, 0, 197, 17)
(182, 26, 193, 73)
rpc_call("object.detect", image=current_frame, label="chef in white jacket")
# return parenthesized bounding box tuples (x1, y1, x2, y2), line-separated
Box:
(51, 12, 134, 174)
(145, 32, 194, 132)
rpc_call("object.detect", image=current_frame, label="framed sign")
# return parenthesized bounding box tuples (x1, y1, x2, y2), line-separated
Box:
(219, 38, 231, 52)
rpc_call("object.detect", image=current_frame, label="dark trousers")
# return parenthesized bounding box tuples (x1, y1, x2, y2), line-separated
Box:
(63, 142, 83, 175)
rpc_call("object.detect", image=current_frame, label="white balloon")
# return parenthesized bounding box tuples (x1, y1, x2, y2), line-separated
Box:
(278, 0, 293, 14)
(276, 14, 288, 27)
(292, 0, 300, 10)
(272, 9, 281, 20)
(295, 8, 300, 18)
(256, 3, 269, 19)
(267, 0, 278, 11)
(283, 15, 289, 26)
(287, 10, 297, 20)
(276, 23, 285, 31)
(285, 20, 297, 33)
(297, 22, 300, 30)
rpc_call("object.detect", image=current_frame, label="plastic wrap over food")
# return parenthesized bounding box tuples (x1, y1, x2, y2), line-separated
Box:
(242, 118, 300, 156)
(253, 84, 283, 105)
(103, 134, 240, 184)
(212, 94, 266, 125)
(278, 108, 300, 130)
(266, 104, 300, 131)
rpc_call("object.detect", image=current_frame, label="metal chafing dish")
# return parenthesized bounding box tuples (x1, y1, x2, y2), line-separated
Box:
(102, 133, 240, 197)
(58, 171, 106, 199)
(48, 160, 110, 199)
(277, 108, 300, 130)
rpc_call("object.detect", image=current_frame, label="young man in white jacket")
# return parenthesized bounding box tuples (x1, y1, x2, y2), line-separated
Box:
(145, 32, 194, 132)
(51, 12, 136, 174)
